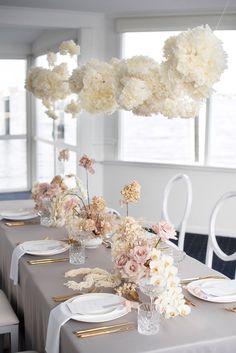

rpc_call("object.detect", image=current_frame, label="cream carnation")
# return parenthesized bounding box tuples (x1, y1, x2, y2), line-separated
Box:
(59, 40, 80, 56)
(119, 78, 151, 110)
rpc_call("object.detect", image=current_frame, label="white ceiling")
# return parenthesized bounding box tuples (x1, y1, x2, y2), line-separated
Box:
(0, 0, 235, 15)
(0, 26, 44, 45)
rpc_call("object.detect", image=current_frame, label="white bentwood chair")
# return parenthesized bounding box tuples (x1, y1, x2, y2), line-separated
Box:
(0, 290, 19, 353)
(161, 174, 192, 251)
(206, 191, 236, 278)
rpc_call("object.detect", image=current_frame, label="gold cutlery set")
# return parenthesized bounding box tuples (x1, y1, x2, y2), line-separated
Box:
(27, 257, 69, 265)
(5, 220, 39, 227)
(180, 275, 225, 284)
(52, 291, 83, 302)
(74, 322, 136, 338)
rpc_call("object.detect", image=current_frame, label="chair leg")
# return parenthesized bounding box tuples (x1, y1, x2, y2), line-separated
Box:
(0, 334, 4, 353)
(10, 325, 18, 353)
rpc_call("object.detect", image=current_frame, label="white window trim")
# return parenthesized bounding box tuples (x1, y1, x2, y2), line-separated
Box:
(0, 56, 30, 193)
(114, 13, 236, 170)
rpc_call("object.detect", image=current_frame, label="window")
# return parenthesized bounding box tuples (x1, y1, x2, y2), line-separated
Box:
(34, 53, 78, 182)
(119, 29, 236, 168)
(0, 59, 28, 191)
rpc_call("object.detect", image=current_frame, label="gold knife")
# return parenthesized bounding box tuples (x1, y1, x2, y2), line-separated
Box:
(27, 257, 69, 265)
(181, 275, 226, 284)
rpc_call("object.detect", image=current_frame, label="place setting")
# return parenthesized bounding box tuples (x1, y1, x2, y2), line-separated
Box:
(0, 207, 39, 227)
(10, 239, 70, 285)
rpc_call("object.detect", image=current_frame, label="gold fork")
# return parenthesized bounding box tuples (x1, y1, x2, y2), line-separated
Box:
(52, 287, 99, 302)
(224, 306, 236, 313)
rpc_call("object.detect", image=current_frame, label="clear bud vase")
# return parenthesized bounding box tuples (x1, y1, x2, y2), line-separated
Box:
(38, 199, 52, 227)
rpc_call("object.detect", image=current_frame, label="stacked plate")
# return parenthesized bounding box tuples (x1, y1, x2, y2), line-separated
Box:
(19, 240, 70, 256)
(0, 209, 37, 221)
(66, 293, 129, 323)
(187, 278, 236, 303)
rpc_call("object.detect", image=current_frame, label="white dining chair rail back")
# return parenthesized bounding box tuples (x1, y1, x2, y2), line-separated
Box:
(161, 174, 192, 251)
(206, 191, 236, 278)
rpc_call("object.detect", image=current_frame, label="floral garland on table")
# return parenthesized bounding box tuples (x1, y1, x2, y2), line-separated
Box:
(25, 25, 227, 120)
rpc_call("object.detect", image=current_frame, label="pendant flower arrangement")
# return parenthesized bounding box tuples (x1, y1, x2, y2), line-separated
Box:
(25, 25, 227, 119)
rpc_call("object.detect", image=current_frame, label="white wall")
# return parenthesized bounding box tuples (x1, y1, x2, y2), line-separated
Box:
(103, 161, 236, 236)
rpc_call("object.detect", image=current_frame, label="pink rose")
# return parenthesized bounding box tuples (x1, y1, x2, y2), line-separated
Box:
(122, 259, 144, 282)
(115, 254, 129, 268)
(152, 221, 177, 241)
(131, 245, 151, 264)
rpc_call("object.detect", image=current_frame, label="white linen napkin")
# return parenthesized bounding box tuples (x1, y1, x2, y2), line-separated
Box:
(10, 245, 26, 285)
(45, 302, 79, 353)
(200, 280, 236, 297)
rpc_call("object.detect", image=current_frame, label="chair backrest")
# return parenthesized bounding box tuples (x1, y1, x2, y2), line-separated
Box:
(161, 173, 192, 251)
(206, 191, 236, 278)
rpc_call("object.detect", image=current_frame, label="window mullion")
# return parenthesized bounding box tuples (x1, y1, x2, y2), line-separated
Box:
(204, 98, 212, 166)
(194, 116, 199, 163)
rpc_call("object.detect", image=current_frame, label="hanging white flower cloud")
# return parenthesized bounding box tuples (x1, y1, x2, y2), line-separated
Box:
(25, 25, 227, 120)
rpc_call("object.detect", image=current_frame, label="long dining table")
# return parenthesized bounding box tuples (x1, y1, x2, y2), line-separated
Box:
(0, 199, 236, 353)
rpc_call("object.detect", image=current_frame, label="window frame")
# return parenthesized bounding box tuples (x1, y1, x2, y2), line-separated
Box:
(0, 55, 31, 193)
(115, 14, 236, 169)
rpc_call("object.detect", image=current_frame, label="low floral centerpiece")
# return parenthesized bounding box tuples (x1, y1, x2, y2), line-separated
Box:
(111, 216, 191, 318)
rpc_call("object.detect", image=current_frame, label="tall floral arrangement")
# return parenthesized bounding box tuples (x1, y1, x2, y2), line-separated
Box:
(111, 182, 191, 319)
(62, 154, 115, 239)
(25, 26, 227, 119)
(120, 180, 141, 216)
(32, 175, 68, 227)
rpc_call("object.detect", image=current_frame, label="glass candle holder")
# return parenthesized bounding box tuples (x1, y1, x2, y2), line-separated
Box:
(69, 240, 85, 265)
(38, 199, 52, 227)
(138, 303, 160, 335)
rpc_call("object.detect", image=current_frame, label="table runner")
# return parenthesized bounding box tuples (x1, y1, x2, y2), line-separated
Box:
(0, 200, 236, 353)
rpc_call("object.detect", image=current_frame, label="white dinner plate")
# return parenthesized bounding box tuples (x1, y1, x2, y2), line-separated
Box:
(20, 240, 70, 256)
(67, 293, 129, 323)
(187, 278, 236, 303)
(1, 209, 37, 221)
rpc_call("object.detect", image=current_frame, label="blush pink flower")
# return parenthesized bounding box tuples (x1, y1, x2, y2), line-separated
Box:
(152, 221, 177, 241)
(122, 259, 144, 282)
(131, 245, 151, 264)
(64, 198, 78, 213)
(79, 154, 95, 174)
(115, 253, 129, 269)
(58, 148, 70, 162)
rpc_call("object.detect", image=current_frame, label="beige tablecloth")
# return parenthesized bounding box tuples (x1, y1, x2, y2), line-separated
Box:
(0, 200, 236, 353)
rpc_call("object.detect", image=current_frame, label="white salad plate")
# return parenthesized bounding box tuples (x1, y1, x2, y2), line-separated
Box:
(19, 240, 70, 256)
(0, 209, 37, 221)
(187, 278, 236, 303)
(67, 293, 129, 323)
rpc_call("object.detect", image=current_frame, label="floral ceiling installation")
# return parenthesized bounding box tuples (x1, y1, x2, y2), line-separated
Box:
(25, 25, 227, 119)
